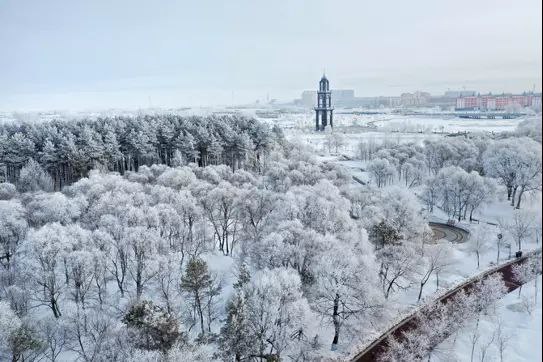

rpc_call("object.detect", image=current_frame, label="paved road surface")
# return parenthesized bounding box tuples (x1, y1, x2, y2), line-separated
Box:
(429, 222, 468, 243)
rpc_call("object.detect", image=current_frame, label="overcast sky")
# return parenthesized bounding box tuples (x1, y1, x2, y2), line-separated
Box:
(1, 0, 541, 111)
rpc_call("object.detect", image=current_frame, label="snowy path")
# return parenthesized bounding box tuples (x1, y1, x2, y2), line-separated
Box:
(429, 222, 468, 243)
(350, 249, 541, 362)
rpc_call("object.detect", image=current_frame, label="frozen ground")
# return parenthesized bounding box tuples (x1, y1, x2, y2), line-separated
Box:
(433, 275, 542, 362)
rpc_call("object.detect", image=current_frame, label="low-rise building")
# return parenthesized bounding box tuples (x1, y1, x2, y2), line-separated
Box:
(456, 92, 542, 110)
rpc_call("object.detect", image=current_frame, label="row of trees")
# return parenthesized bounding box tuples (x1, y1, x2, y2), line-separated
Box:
(422, 166, 497, 221)
(483, 137, 542, 209)
(0, 114, 275, 190)
(361, 133, 542, 213)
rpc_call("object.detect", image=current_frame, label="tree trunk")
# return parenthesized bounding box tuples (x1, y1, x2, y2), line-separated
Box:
(510, 186, 518, 206)
(51, 298, 61, 318)
(385, 279, 396, 299)
(195, 291, 205, 336)
(417, 281, 426, 302)
(331, 293, 341, 349)
(515, 186, 525, 209)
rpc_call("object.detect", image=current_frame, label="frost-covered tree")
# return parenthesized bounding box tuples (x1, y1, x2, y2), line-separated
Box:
(366, 187, 431, 249)
(125, 226, 160, 300)
(0, 183, 17, 200)
(65, 309, 129, 361)
(511, 140, 542, 208)
(0, 200, 27, 270)
(428, 166, 494, 222)
(326, 132, 345, 154)
(423, 138, 479, 174)
(507, 210, 534, 251)
(512, 254, 542, 298)
(483, 137, 542, 206)
(201, 182, 240, 256)
(401, 157, 426, 188)
(313, 241, 381, 349)
(244, 267, 310, 359)
(417, 243, 453, 302)
(25, 191, 83, 226)
(466, 224, 493, 268)
(367, 158, 396, 188)
(377, 244, 419, 298)
(20, 223, 77, 317)
(17, 158, 53, 193)
(36, 316, 68, 362)
(234, 187, 277, 243)
(0, 302, 41, 362)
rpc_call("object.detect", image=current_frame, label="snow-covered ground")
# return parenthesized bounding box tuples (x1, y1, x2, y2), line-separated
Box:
(433, 275, 542, 362)
(282, 112, 530, 158)
(373, 116, 524, 133)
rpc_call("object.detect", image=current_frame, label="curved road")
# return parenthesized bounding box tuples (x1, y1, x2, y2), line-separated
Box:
(351, 249, 541, 362)
(429, 222, 469, 243)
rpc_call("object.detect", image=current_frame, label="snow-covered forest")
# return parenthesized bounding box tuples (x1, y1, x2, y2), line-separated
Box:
(0, 114, 542, 361)
(0, 114, 273, 188)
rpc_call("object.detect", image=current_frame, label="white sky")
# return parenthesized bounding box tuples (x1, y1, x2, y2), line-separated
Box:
(0, 0, 541, 111)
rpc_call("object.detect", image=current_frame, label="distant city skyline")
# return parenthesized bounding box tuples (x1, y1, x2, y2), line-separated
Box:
(1, 0, 541, 111)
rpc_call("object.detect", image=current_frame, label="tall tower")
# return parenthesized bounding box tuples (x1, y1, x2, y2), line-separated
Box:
(314, 74, 334, 131)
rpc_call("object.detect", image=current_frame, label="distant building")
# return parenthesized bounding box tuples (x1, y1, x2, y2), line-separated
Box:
(456, 92, 542, 110)
(456, 95, 480, 110)
(387, 96, 402, 107)
(332, 89, 355, 106)
(400, 91, 431, 106)
(301, 90, 316, 107)
(444, 90, 476, 98)
(299, 89, 355, 108)
(532, 95, 542, 109)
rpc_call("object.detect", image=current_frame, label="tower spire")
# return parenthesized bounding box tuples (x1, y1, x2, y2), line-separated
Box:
(314, 73, 334, 131)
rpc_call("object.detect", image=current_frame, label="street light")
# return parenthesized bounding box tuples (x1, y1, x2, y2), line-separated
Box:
(497, 233, 503, 263)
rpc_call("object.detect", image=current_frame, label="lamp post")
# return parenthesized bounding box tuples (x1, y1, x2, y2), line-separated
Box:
(497, 233, 503, 263)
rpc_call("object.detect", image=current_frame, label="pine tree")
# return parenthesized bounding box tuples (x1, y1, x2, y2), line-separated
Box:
(219, 264, 252, 361)
(180, 258, 212, 336)
(123, 300, 181, 352)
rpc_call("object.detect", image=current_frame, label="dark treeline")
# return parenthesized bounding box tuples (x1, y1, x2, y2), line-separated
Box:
(0, 114, 274, 190)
